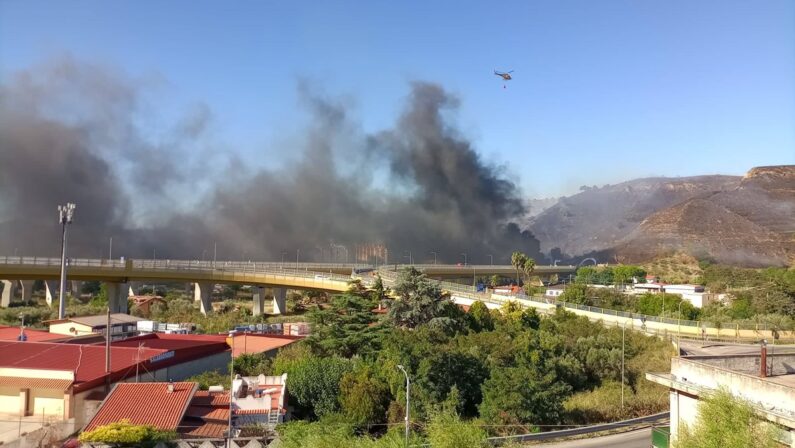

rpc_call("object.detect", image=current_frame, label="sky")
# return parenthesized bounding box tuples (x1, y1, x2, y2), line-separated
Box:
(1, 0, 794, 198)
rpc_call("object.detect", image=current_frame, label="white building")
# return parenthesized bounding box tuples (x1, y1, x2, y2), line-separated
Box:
(231, 373, 288, 426)
(647, 353, 795, 446)
(663, 285, 715, 309)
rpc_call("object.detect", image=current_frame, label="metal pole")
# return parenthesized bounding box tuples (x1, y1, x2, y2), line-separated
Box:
(678, 301, 683, 338)
(488, 254, 493, 265)
(397, 365, 410, 448)
(430, 252, 437, 265)
(109, 237, 113, 260)
(213, 242, 217, 267)
(296, 249, 300, 269)
(461, 253, 467, 266)
(57, 203, 75, 320)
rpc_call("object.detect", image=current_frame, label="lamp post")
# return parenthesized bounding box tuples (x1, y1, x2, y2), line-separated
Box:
(281, 251, 287, 269)
(430, 252, 437, 265)
(396, 365, 410, 448)
(108, 237, 113, 260)
(404, 251, 412, 265)
(296, 249, 300, 269)
(213, 242, 217, 268)
(461, 253, 467, 266)
(487, 254, 493, 265)
(57, 202, 75, 320)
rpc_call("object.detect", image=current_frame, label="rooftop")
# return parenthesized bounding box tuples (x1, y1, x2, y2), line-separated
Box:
(0, 325, 68, 342)
(230, 333, 301, 357)
(84, 382, 198, 432)
(46, 313, 144, 328)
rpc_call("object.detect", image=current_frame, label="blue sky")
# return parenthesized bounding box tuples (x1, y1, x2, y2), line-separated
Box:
(2, 0, 793, 197)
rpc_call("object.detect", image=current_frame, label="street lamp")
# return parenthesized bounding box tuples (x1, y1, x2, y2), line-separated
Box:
(396, 365, 410, 448)
(678, 300, 684, 338)
(296, 249, 300, 269)
(404, 251, 412, 265)
(487, 254, 493, 265)
(461, 253, 467, 266)
(430, 252, 437, 265)
(621, 321, 626, 409)
(57, 202, 75, 320)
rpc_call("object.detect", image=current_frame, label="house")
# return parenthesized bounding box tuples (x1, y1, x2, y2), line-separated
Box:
(46, 314, 144, 340)
(633, 282, 665, 293)
(0, 333, 231, 425)
(82, 378, 288, 444)
(646, 351, 795, 446)
(232, 373, 289, 426)
(130, 295, 167, 315)
(662, 285, 715, 309)
(544, 284, 566, 298)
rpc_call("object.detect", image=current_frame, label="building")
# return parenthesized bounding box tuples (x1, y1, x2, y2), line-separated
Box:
(0, 325, 70, 342)
(130, 296, 167, 315)
(661, 284, 715, 309)
(82, 379, 288, 443)
(544, 284, 565, 297)
(633, 282, 665, 293)
(46, 314, 144, 340)
(0, 333, 231, 425)
(646, 351, 795, 447)
(228, 333, 302, 357)
(232, 374, 288, 426)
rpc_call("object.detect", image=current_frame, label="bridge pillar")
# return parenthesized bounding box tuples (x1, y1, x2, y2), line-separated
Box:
(272, 288, 287, 315)
(251, 286, 265, 316)
(70, 281, 83, 299)
(20, 280, 34, 304)
(1, 280, 16, 308)
(106, 282, 130, 314)
(194, 282, 213, 315)
(45, 281, 59, 307)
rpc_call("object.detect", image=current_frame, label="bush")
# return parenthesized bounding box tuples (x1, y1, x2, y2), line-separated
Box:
(78, 419, 176, 447)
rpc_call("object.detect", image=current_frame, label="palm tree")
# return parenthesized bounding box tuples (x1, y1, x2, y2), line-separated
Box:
(523, 257, 536, 284)
(511, 252, 527, 285)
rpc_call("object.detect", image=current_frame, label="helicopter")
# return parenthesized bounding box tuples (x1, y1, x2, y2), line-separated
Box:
(494, 70, 513, 81)
(494, 70, 513, 88)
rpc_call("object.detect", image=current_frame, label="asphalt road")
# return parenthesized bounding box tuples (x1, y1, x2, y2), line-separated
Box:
(533, 427, 652, 448)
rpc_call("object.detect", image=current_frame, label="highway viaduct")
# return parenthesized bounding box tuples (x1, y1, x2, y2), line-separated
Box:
(0, 256, 576, 315)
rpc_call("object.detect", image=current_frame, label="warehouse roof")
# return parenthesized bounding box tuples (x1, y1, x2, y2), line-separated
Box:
(46, 313, 143, 328)
(0, 325, 67, 342)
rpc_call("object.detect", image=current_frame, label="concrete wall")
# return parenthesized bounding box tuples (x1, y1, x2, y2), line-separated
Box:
(0, 386, 21, 414)
(689, 354, 795, 377)
(670, 390, 700, 443)
(671, 357, 795, 416)
(122, 351, 231, 383)
(27, 389, 64, 416)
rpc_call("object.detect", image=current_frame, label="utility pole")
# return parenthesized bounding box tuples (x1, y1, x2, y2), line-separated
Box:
(105, 307, 112, 393)
(213, 242, 217, 267)
(397, 365, 410, 448)
(488, 254, 493, 265)
(57, 202, 75, 320)
(109, 236, 113, 260)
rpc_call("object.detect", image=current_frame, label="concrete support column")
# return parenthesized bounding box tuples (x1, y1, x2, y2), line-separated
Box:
(20, 280, 34, 304)
(45, 280, 59, 307)
(106, 282, 130, 314)
(272, 287, 287, 315)
(252, 286, 265, 316)
(70, 281, 83, 298)
(1, 280, 16, 308)
(194, 282, 213, 315)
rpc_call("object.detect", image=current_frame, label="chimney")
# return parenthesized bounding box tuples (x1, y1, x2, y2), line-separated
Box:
(167, 382, 175, 393)
(760, 340, 768, 378)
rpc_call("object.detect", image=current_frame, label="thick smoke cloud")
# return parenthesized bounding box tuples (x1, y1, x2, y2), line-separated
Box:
(0, 58, 542, 264)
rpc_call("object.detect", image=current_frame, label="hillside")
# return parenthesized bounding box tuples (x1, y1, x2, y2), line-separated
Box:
(528, 165, 795, 266)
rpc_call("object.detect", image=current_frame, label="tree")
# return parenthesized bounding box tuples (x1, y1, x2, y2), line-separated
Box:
(339, 364, 389, 428)
(560, 283, 589, 304)
(78, 419, 176, 447)
(186, 370, 229, 390)
(417, 351, 488, 417)
(612, 265, 646, 287)
(676, 388, 778, 448)
(388, 267, 462, 330)
(426, 410, 487, 448)
(511, 252, 528, 285)
(522, 257, 536, 282)
(233, 353, 271, 376)
(479, 366, 571, 433)
(468, 301, 494, 332)
(307, 292, 385, 358)
(275, 354, 352, 419)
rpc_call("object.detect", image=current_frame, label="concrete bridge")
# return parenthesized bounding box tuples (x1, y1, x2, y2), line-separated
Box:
(0, 256, 354, 315)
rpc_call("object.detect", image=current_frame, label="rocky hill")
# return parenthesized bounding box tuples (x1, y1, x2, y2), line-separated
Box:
(528, 165, 795, 266)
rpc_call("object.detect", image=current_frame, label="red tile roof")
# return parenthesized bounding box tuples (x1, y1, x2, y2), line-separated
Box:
(0, 376, 73, 390)
(0, 325, 67, 342)
(192, 391, 230, 406)
(0, 341, 165, 392)
(230, 333, 301, 356)
(185, 405, 229, 422)
(84, 382, 197, 432)
(179, 421, 227, 438)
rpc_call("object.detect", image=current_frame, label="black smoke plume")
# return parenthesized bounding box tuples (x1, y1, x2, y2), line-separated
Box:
(0, 58, 542, 264)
